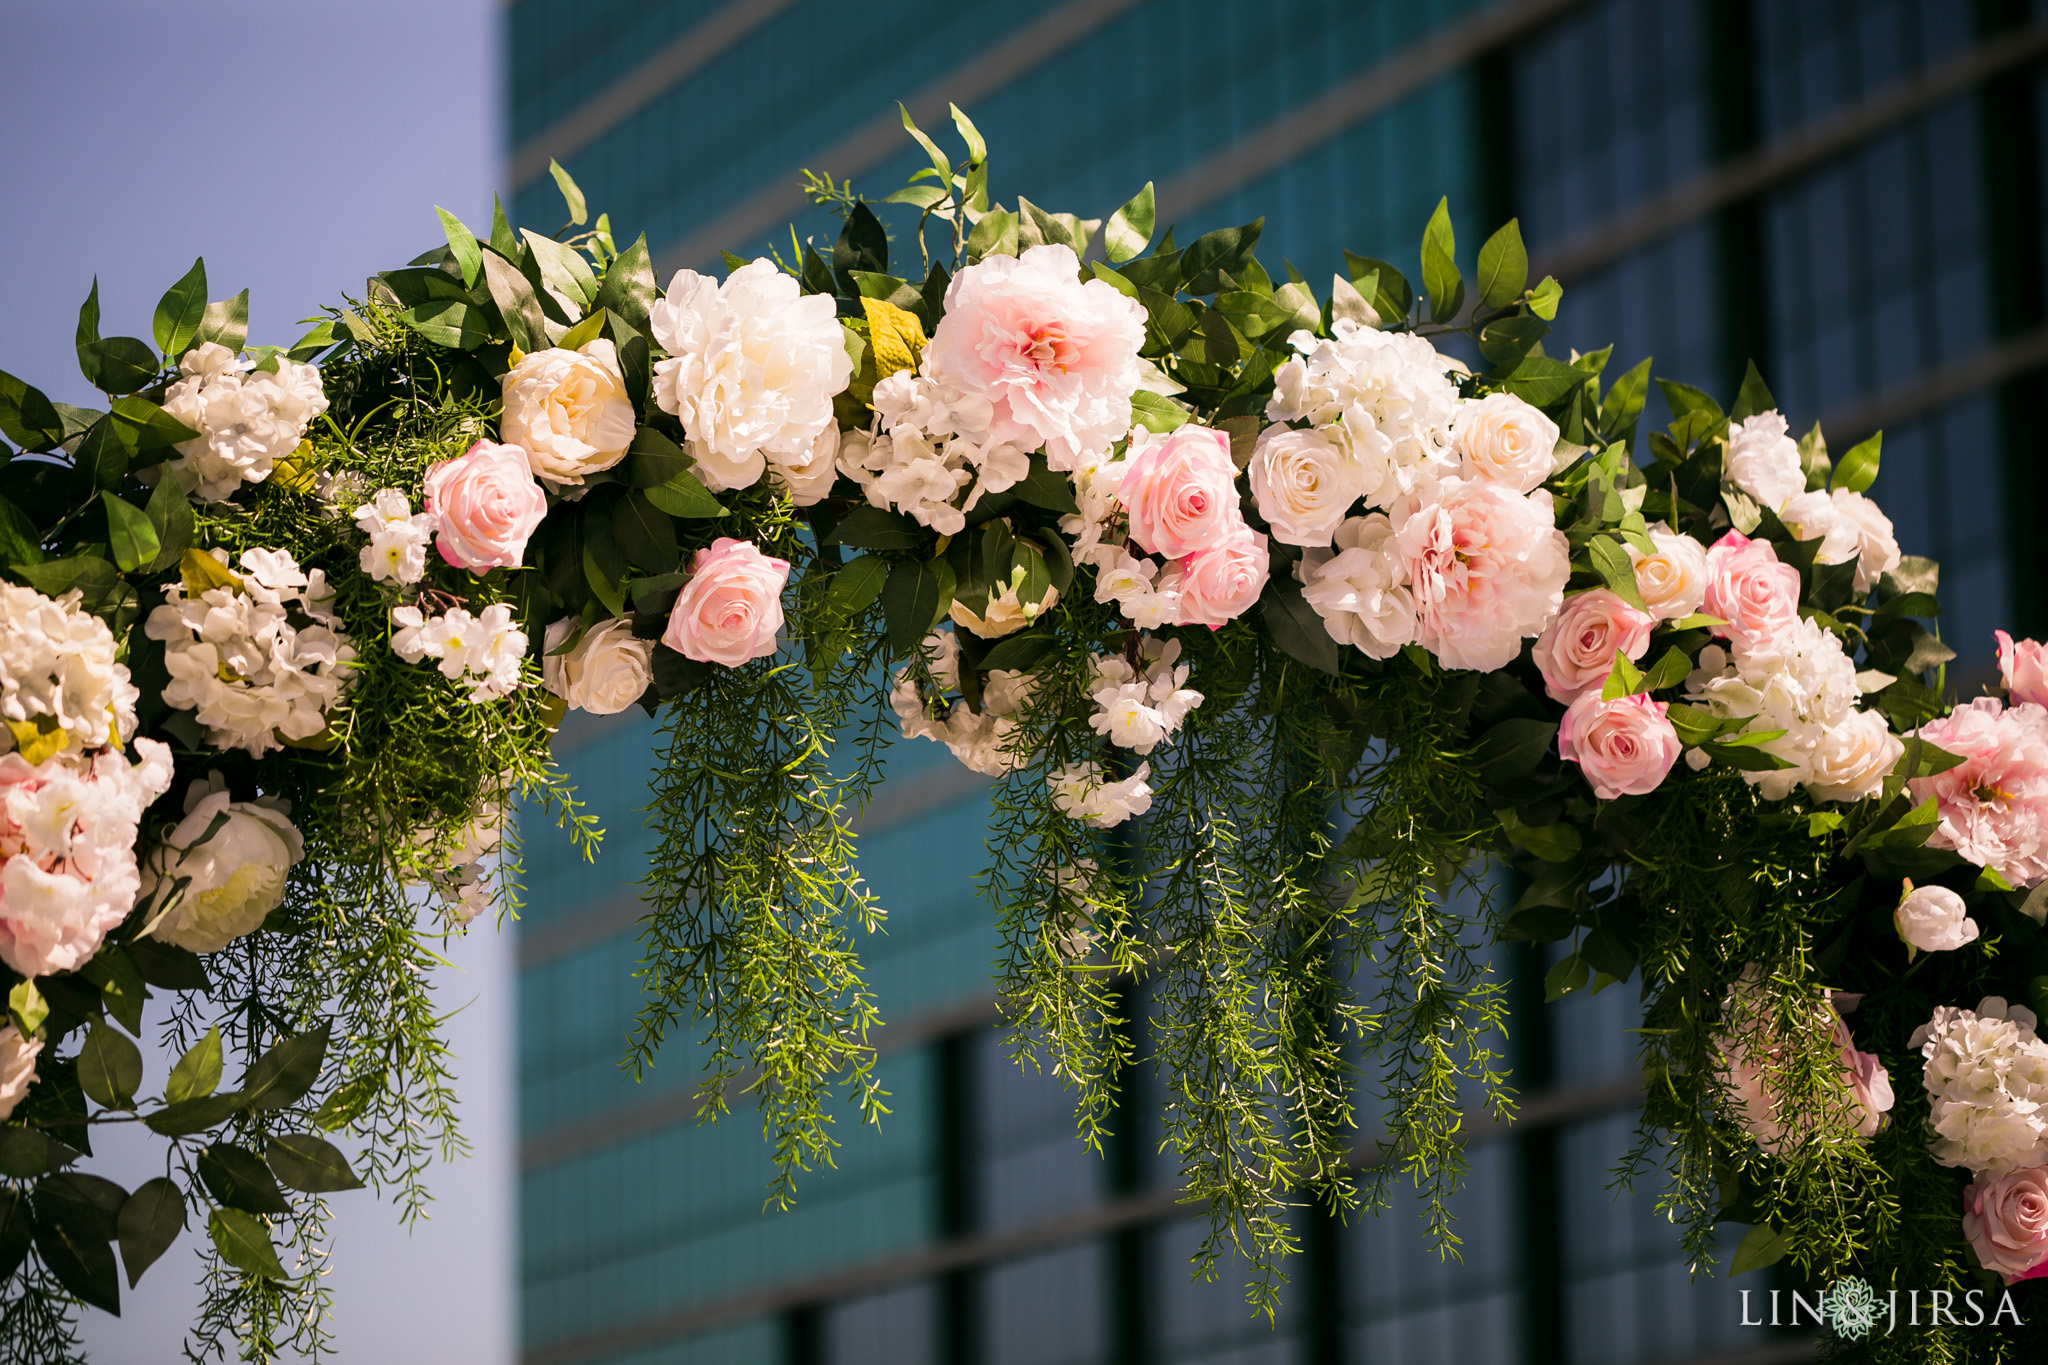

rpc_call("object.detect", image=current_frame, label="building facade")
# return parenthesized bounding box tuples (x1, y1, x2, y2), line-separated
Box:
(506, 3, 2048, 1363)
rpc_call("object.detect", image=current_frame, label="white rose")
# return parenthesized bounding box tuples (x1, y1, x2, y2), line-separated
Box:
(500, 339, 637, 487)
(1626, 524, 1709, 621)
(1247, 425, 1364, 547)
(141, 775, 304, 954)
(0, 1023, 40, 1122)
(1778, 490, 1861, 568)
(1829, 487, 1901, 592)
(541, 617, 653, 716)
(161, 342, 328, 502)
(1895, 883, 1980, 953)
(1725, 410, 1805, 510)
(767, 425, 842, 507)
(650, 259, 853, 493)
(1805, 707, 1903, 804)
(1453, 392, 1559, 493)
(1297, 513, 1416, 659)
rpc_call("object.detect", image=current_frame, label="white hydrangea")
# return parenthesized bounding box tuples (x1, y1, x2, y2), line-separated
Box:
(161, 342, 329, 502)
(888, 629, 1034, 776)
(390, 602, 528, 703)
(353, 488, 437, 586)
(1296, 513, 1418, 659)
(1724, 410, 1805, 512)
(0, 582, 139, 758)
(1265, 319, 1459, 509)
(1086, 638, 1203, 756)
(1048, 760, 1153, 828)
(145, 548, 356, 756)
(838, 371, 1033, 536)
(1912, 997, 2048, 1177)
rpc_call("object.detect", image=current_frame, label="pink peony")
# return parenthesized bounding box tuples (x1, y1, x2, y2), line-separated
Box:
(1531, 589, 1655, 703)
(1172, 526, 1270, 629)
(1964, 1166, 2048, 1282)
(1998, 630, 2048, 707)
(1557, 692, 1681, 800)
(1717, 972, 1894, 1156)
(924, 244, 1147, 470)
(423, 439, 548, 572)
(1909, 697, 2048, 888)
(1119, 425, 1245, 560)
(1703, 530, 1801, 650)
(662, 538, 790, 667)
(1394, 478, 1570, 672)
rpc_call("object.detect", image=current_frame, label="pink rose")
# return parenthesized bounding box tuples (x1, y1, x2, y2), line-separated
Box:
(662, 538, 790, 667)
(1172, 526, 1270, 629)
(1998, 630, 2048, 707)
(1703, 530, 1800, 650)
(1964, 1166, 2048, 1282)
(1910, 697, 2048, 889)
(1119, 426, 1244, 560)
(423, 439, 548, 572)
(1394, 478, 1570, 673)
(1531, 589, 1655, 703)
(1557, 692, 1680, 800)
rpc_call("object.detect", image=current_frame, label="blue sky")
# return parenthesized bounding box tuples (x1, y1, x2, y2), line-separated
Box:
(0, 3, 511, 1359)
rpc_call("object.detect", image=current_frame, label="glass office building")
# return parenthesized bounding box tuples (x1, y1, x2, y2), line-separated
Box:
(504, 2, 2048, 1362)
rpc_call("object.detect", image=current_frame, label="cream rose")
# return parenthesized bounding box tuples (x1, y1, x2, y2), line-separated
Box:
(500, 339, 637, 487)
(1119, 425, 1244, 560)
(1247, 425, 1366, 547)
(1627, 525, 1709, 621)
(0, 1023, 39, 1122)
(1531, 589, 1654, 704)
(769, 425, 841, 507)
(1453, 391, 1559, 493)
(1894, 883, 1980, 954)
(1806, 708, 1903, 804)
(1558, 692, 1680, 800)
(1964, 1166, 2048, 1281)
(423, 439, 549, 572)
(1172, 526, 1269, 629)
(542, 618, 654, 716)
(141, 774, 305, 954)
(662, 538, 789, 667)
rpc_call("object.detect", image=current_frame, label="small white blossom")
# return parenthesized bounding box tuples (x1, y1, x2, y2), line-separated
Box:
(1265, 320, 1460, 509)
(0, 582, 139, 757)
(1048, 760, 1153, 828)
(888, 629, 1036, 775)
(389, 602, 528, 703)
(354, 488, 438, 586)
(1085, 639, 1203, 756)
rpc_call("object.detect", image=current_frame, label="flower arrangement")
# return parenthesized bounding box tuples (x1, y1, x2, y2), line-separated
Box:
(0, 109, 2042, 1355)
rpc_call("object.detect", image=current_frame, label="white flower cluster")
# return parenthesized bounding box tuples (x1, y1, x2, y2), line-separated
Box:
(147, 548, 356, 756)
(889, 629, 1035, 776)
(839, 371, 1033, 536)
(161, 342, 329, 502)
(1297, 514, 1416, 659)
(1065, 455, 1182, 629)
(0, 582, 139, 758)
(1684, 616, 1900, 802)
(1048, 760, 1153, 828)
(391, 603, 528, 703)
(354, 489, 437, 586)
(1912, 997, 2048, 1178)
(1265, 319, 1461, 509)
(1086, 638, 1202, 755)
(1725, 411, 1901, 590)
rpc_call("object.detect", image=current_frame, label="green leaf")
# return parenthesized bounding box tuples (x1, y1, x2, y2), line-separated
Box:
(1260, 584, 1342, 674)
(1104, 182, 1156, 263)
(8, 981, 47, 1037)
(126, 938, 207, 993)
(1344, 253, 1414, 322)
(1599, 649, 1646, 701)
(1474, 219, 1527, 309)
(1832, 431, 1881, 493)
(75, 278, 102, 358)
(897, 103, 955, 193)
(435, 207, 483, 288)
(1525, 275, 1562, 320)
(548, 159, 588, 226)
(144, 1091, 249, 1137)
(1599, 358, 1652, 443)
(0, 495, 40, 568)
(117, 1178, 185, 1288)
(79, 338, 160, 396)
(624, 426, 691, 487)
(881, 558, 947, 654)
(19, 556, 123, 617)
(80, 947, 146, 1035)
(1730, 1223, 1788, 1276)
(1638, 645, 1693, 693)
(78, 1023, 142, 1109)
(489, 194, 519, 257)
(109, 394, 199, 457)
(1179, 219, 1263, 294)
(0, 1190, 31, 1282)
(1010, 452, 1079, 514)
(0, 367, 67, 449)
(1475, 314, 1550, 371)
(522, 228, 598, 310)
(266, 1135, 364, 1194)
(642, 475, 726, 520)
(164, 1028, 222, 1105)
(1588, 536, 1649, 611)
(311, 1074, 379, 1133)
(966, 208, 1018, 262)
(1544, 952, 1591, 1002)
(1729, 360, 1775, 422)
(480, 250, 547, 353)
(286, 318, 339, 363)
(583, 537, 627, 617)
(825, 505, 924, 551)
(977, 630, 1059, 672)
(240, 1024, 328, 1112)
(830, 554, 890, 615)
(611, 490, 679, 571)
(1128, 389, 1191, 434)
(1471, 718, 1558, 787)
(593, 235, 657, 338)
(1499, 809, 1581, 862)
(1499, 354, 1587, 408)
(208, 1207, 287, 1280)
(191, 289, 249, 355)
(197, 1143, 290, 1215)
(1655, 378, 1723, 425)
(35, 1178, 123, 1312)
(400, 299, 488, 350)
(556, 310, 606, 351)
(1419, 197, 1462, 322)
(153, 259, 208, 358)
(99, 492, 158, 573)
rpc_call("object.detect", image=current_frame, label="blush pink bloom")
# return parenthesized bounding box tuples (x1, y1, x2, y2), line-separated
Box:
(1394, 478, 1570, 672)
(1118, 426, 1244, 560)
(422, 439, 549, 572)
(1964, 1166, 2048, 1282)
(1717, 974, 1895, 1156)
(1909, 697, 2048, 889)
(924, 244, 1147, 470)
(1997, 630, 2048, 708)
(662, 538, 790, 667)
(1703, 530, 1801, 650)
(1531, 589, 1655, 703)
(1172, 527, 1270, 629)
(1558, 692, 1680, 800)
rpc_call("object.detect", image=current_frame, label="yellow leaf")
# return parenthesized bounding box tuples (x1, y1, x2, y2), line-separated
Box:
(181, 548, 242, 599)
(860, 296, 926, 382)
(269, 440, 320, 493)
(5, 715, 68, 765)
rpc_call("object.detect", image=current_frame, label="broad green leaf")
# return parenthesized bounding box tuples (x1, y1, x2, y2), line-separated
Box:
(1011, 452, 1079, 514)
(1544, 952, 1591, 1002)
(1600, 649, 1646, 701)
(197, 1143, 290, 1215)
(488, 194, 519, 257)
(1104, 182, 1156, 263)
(266, 1135, 365, 1194)
(1526, 274, 1562, 320)
(435, 207, 483, 288)
(164, 1028, 222, 1105)
(1833, 431, 1881, 493)
(0, 1190, 30, 1282)
(830, 554, 890, 615)
(35, 1187, 123, 1312)
(286, 318, 339, 362)
(208, 1207, 287, 1280)
(610, 490, 679, 571)
(0, 367, 67, 449)
(1730, 1223, 1787, 1276)
(1589, 535, 1649, 610)
(582, 538, 628, 618)
(824, 505, 924, 551)
(881, 557, 948, 654)
(181, 547, 242, 597)
(1500, 809, 1582, 862)
(1475, 314, 1549, 371)
(977, 630, 1058, 672)
(949, 103, 987, 164)
(593, 234, 657, 338)
(480, 250, 547, 353)
(143, 1091, 249, 1138)
(1260, 584, 1341, 674)
(522, 228, 598, 309)
(400, 300, 488, 350)
(0, 494, 40, 569)
(1499, 355, 1587, 408)
(966, 208, 1018, 261)
(1419, 197, 1462, 322)
(100, 492, 159, 573)
(153, 259, 208, 358)
(898, 103, 955, 192)
(1471, 718, 1557, 786)
(8, 980, 47, 1037)
(240, 1024, 329, 1112)
(1655, 378, 1723, 425)
(1180, 219, 1263, 294)
(625, 426, 692, 487)
(117, 1178, 185, 1288)
(1599, 358, 1652, 443)
(1638, 645, 1693, 693)
(641, 474, 726, 519)
(1128, 389, 1190, 434)
(80, 337, 160, 396)
(1797, 421, 1830, 490)
(1729, 360, 1775, 422)
(79, 1023, 143, 1109)
(1475, 219, 1527, 309)
(548, 159, 587, 226)
(1343, 253, 1413, 321)
(191, 289, 249, 355)
(109, 394, 199, 456)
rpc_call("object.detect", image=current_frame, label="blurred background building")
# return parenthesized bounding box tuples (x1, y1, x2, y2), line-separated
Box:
(507, 2, 2048, 1364)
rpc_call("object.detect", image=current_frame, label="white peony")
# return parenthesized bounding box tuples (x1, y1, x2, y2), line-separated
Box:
(500, 338, 637, 487)
(1085, 638, 1203, 756)
(1724, 410, 1805, 511)
(650, 259, 853, 493)
(1248, 424, 1367, 547)
(541, 617, 652, 716)
(1297, 514, 1417, 659)
(1895, 883, 1980, 954)
(1266, 320, 1460, 508)
(139, 773, 304, 954)
(161, 342, 329, 502)
(390, 602, 528, 702)
(0, 581, 138, 758)
(0, 1023, 40, 1122)
(1452, 391, 1560, 493)
(1626, 524, 1709, 621)
(1048, 760, 1153, 828)
(1913, 998, 2048, 1177)
(353, 488, 437, 586)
